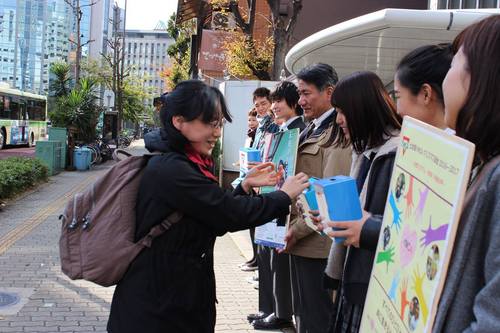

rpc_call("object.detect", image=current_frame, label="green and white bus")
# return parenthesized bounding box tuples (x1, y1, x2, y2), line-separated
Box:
(0, 83, 48, 149)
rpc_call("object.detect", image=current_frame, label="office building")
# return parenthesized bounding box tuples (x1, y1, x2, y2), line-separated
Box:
(0, 0, 116, 95)
(124, 28, 173, 106)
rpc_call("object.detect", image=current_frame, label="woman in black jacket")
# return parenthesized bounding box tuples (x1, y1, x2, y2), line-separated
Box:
(107, 80, 309, 333)
(316, 71, 401, 332)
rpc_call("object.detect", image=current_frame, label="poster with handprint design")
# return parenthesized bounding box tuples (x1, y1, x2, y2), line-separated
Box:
(360, 117, 475, 333)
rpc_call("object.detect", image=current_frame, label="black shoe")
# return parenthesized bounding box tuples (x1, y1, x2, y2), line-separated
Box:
(247, 311, 268, 323)
(252, 314, 294, 330)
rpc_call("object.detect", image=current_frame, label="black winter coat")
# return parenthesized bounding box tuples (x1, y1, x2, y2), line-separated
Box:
(107, 150, 291, 333)
(342, 151, 396, 303)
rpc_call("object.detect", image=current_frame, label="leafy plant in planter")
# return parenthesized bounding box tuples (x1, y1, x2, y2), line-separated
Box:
(49, 77, 103, 143)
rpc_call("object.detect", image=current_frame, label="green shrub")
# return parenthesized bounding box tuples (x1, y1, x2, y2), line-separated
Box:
(0, 157, 48, 199)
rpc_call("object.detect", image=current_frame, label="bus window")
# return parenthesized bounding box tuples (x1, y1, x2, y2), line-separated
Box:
(0, 96, 12, 119)
(38, 100, 47, 121)
(0, 96, 5, 118)
(28, 100, 46, 121)
(10, 98, 20, 120)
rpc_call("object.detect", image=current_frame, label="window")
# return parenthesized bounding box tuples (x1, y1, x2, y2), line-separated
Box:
(27, 100, 46, 121)
(462, 0, 477, 7)
(479, 0, 496, 7)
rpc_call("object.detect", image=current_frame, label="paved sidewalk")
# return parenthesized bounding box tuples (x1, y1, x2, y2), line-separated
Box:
(0, 152, 285, 332)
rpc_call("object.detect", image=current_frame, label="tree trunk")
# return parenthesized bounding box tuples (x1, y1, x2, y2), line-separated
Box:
(268, 0, 303, 81)
(271, 22, 288, 80)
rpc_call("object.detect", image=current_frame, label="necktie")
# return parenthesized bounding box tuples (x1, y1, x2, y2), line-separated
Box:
(299, 122, 316, 144)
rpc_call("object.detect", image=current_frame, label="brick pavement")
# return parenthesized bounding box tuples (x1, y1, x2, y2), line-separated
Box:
(0, 150, 291, 332)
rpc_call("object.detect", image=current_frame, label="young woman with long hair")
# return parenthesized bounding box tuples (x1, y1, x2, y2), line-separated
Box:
(319, 71, 402, 332)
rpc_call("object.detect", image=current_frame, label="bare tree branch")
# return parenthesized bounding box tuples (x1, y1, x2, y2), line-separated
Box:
(81, 39, 95, 48)
(229, 1, 250, 34)
(80, 1, 98, 9)
(285, 0, 302, 33)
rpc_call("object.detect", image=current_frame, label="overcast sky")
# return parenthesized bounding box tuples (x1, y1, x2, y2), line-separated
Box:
(116, 0, 178, 30)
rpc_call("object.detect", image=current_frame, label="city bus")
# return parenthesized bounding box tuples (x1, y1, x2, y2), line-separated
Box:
(0, 83, 48, 149)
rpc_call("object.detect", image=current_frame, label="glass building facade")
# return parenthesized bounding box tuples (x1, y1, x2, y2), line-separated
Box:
(0, 0, 93, 95)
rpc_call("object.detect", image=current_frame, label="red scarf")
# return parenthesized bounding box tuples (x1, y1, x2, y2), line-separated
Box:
(185, 144, 218, 182)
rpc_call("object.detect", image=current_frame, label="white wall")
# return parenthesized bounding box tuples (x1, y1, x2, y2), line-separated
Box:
(219, 80, 279, 172)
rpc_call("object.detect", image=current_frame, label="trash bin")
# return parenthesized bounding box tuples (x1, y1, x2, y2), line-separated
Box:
(74, 147, 91, 171)
(48, 127, 68, 169)
(35, 141, 63, 176)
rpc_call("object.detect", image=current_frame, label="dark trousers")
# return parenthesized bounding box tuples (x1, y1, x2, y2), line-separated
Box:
(248, 227, 257, 263)
(290, 254, 333, 333)
(258, 245, 273, 314)
(271, 251, 293, 320)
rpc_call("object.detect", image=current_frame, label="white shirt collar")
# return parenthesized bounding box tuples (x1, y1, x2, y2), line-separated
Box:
(312, 108, 335, 128)
(363, 147, 379, 160)
(280, 116, 301, 131)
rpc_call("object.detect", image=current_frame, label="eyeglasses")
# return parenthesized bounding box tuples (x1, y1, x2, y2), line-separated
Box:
(209, 119, 225, 129)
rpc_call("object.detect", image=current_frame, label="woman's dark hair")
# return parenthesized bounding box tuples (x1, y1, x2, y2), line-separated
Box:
(160, 80, 232, 151)
(270, 81, 303, 116)
(296, 63, 338, 91)
(452, 15, 500, 161)
(396, 44, 453, 105)
(327, 71, 401, 154)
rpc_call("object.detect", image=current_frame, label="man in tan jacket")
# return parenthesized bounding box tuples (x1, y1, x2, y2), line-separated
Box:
(281, 63, 352, 332)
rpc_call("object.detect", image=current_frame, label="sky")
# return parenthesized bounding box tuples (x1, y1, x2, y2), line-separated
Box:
(116, 0, 178, 30)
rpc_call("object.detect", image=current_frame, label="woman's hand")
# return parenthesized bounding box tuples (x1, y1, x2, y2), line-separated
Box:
(323, 210, 372, 247)
(241, 162, 278, 193)
(277, 228, 297, 253)
(307, 209, 323, 228)
(280, 172, 310, 200)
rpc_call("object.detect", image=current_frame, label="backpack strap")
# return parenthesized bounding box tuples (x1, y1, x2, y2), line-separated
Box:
(138, 211, 184, 248)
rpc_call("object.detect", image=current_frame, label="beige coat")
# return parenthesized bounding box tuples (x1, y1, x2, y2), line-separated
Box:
(288, 124, 352, 258)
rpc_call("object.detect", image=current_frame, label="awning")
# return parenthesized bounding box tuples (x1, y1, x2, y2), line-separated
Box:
(176, 0, 212, 26)
(285, 8, 500, 86)
(176, 0, 202, 25)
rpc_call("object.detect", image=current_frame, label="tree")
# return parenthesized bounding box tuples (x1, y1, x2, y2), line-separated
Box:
(82, 57, 151, 126)
(161, 13, 191, 90)
(48, 62, 103, 143)
(215, 0, 303, 80)
(49, 62, 72, 97)
(222, 32, 273, 79)
(266, 0, 303, 79)
(64, 0, 97, 86)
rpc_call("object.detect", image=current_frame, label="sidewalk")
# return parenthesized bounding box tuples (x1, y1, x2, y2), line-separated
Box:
(0, 145, 283, 332)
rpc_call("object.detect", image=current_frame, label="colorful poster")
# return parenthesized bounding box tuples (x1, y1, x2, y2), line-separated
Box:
(360, 117, 475, 333)
(255, 128, 299, 249)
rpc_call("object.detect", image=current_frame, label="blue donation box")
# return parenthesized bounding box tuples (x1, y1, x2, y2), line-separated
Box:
(314, 176, 362, 243)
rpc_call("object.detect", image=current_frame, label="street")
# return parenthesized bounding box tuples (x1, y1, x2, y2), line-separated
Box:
(0, 147, 36, 160)
(0, 153, 286, 332)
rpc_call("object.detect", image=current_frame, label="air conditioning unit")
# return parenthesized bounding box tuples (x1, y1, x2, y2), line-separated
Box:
(211, 12, 236, 31)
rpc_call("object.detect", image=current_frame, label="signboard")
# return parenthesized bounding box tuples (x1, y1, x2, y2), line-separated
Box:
(360, 117, 475, 333)
(198, 29, 230, 72)
(255, 128, 299, 249)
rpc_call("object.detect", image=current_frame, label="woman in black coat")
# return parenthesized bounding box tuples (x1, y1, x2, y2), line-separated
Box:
(107, 80, 309, 333)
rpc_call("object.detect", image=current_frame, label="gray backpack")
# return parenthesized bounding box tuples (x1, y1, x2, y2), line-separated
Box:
(58, 150, 182, 287)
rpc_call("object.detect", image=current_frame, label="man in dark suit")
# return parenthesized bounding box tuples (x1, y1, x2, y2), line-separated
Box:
(251, 81, 306, 330)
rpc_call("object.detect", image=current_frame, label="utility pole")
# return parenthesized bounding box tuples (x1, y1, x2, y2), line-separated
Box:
(65, 0, 96, 86)
(117, 0, 127, 135)
(103, 2, 128, 139)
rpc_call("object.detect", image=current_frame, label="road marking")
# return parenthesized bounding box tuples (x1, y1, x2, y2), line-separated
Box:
(0, 173, 100, 256)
